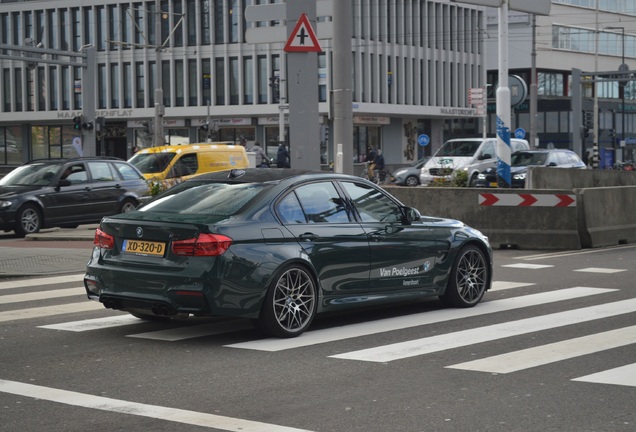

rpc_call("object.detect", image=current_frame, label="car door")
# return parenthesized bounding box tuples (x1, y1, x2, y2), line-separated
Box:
(339, 180, 445, 295)
(40, 163, 93, 224)
(278, 181, 371, 301)
(85, 161, 124, 217)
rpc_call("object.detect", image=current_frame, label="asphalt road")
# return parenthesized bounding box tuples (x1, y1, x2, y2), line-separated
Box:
(1, 245, 635, 432)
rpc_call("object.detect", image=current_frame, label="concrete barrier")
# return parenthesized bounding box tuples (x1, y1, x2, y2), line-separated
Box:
(385, 186, 581, 250)
(527, 167, 636, 189)
(577, 186, 636, 248)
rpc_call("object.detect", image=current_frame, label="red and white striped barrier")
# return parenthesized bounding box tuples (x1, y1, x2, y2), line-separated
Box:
(479, 193, 576, 207)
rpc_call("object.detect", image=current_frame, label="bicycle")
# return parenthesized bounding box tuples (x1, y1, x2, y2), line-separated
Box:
(360, 162, 389, 185)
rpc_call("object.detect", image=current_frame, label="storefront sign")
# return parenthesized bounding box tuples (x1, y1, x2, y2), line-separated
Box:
(353, 115, 390, 125)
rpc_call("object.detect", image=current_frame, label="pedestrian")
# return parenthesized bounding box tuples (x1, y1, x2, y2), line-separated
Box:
(366, 146, 378, 179)
(276, 143, 290, 168)
(250, 141, 270, 167)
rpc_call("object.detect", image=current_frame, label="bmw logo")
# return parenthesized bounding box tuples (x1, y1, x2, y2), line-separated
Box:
(136, 227, 143, 238)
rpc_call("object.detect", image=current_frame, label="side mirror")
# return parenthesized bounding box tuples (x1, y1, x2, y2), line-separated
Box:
(548, 162, 557, 167)
(57, 179, 71, 187)
(478, 153, 493, 160)
(404, 207, 421, 223)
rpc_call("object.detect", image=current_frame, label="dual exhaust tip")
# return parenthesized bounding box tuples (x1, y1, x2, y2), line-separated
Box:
(101, 299, 175, 317)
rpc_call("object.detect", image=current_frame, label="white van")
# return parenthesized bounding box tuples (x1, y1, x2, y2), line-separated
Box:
(419, 137, 530, 186)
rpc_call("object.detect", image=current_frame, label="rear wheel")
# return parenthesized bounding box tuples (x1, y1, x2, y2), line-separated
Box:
(119, 198, 137, 213)
(14, 203, 42, 237)
(255, 265, 318, 338)
(440, 244, 488, 308)
(469, 173, 479, 187)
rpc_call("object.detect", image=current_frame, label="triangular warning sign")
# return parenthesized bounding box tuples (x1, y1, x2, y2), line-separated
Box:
(284, 13, 322, 53)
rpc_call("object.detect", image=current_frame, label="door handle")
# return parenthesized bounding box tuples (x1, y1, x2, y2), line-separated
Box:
(298, 233, 319, 241)
(368, 233, 384, 242)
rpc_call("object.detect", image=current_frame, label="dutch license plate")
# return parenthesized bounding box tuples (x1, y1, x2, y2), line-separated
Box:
(123, 239, 166, 257)
(489, 182, 498, 188)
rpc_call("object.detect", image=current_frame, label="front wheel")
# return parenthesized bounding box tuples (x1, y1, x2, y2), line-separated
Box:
(405, 175, 419, 187)
(255, 265, 318, 338)
(440, 244, 488, 308)
(14, 203, 42, 237)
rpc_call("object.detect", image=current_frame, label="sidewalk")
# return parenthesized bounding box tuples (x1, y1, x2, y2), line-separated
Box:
(0, 225, 97, 279)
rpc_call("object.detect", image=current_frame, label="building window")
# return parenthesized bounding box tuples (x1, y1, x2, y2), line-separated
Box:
(97, 64, 106, 109)
(162, 60, 170, 107)
(257, 55, 267, 104)
(175, 60, 184, 107)
(187, 0, 197, 45)
(110, 63, 119, 108)
(243, 56, 253, 104)
(202, 58, 211, 105)
(188, 59, 198, 106)
(229, 57, 239, 105)
(123, 62, 132, 108)
(215, 58, 225, 105)
(135, 62, 145, 108)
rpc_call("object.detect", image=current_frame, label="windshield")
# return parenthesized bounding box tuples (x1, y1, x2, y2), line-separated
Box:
(436, 140, 481, 157)
(511, 152, 547, 167)
(0, 162, 62, 186)
(140, 182, 266, 216)
(128, 153, 176, 174)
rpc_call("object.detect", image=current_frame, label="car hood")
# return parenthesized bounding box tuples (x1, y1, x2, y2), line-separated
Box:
(427, 156, 473, 169)
(0, 185, 43, 199)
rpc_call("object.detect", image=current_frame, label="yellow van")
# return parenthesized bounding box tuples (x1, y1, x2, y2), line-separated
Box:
(128, 143, 249, 188)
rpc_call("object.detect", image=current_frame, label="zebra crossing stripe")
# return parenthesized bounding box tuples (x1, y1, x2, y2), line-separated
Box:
(0, 302, 101, 323)
(39, 314, 141, 331)
(572, 363, 636, 387)
(329, 298, 636, 363)
(0, 287, 84, 305)
(490, 281, 536, 291)
(227, 287, 615, 352)
(445, 325, 636, 373)
(0, 274, 84, 291)
(0, 379, 314, 432)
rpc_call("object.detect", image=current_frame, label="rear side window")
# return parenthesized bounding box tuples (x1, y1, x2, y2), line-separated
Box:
(140, 182, 265, 215)
(87, 161, 116, 182)
(293, 182, 350, 223)
(113, 162, 144, 180)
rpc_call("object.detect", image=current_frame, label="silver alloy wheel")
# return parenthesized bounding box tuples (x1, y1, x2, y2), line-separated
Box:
(405, 175, 419, 186)
(272, 267, 316, 334)
(455, 248, 487, 304)
(120, 200, 137, 213)
(20, 207, 40, 234)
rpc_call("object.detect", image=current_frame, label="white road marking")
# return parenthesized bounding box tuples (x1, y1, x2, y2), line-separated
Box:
(227, 288, 615, 352)
(572, 363, 636, 387)
(0, 274, 84, 291)
(127, 319, 253, 341)
(0, 287, 84, 304)
(574, 267, 627, 274)
(0, 302, 101, 323)
(0, 379, 313, 432)
(490, 281, 536, 291)
(501, 263, 554, 269)
(446, 325, 636, 373)
(39, 314, 141, 331)
(329, 298, 636, 363)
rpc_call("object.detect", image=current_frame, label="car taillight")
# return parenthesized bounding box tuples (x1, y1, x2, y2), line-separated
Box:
(171, 233, 232, 256)
(94, 228, 115, 249)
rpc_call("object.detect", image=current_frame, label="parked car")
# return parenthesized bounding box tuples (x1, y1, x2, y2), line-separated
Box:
(419, 138, 530, 186)
(84, 168, 493, 338)
(473, 149, 587, 188)
(0, 157, 151, 237)
(391, 157, 431, 186)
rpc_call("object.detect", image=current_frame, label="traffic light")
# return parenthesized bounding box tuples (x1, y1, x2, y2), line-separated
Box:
(141, 120, 152, 134)
(609, 128, 616, 138)
(73, 116, 82, 131)
(82, 120, 93, 130)
(269, 76, 280, 102)
(200, 123, 209, 132)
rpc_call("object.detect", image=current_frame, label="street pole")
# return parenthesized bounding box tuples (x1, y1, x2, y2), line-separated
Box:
(496, 0, 512, 187)
(529, 14, 538, 148)
(606, 27, 627, 163)
(332, 0, 353, 174)
(154, 0, 165, 147)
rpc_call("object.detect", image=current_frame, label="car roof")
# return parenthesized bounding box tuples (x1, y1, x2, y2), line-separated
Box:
(25, 156, 125, 165)
(190, 168, 330, 184)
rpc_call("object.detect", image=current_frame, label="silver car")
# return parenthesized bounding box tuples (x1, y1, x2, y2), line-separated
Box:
(392, 157, 430, 186)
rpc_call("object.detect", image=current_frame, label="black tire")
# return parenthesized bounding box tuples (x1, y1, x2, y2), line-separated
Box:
(440, 244, 488, 308)
(256, 265, 318, 338)
(405, 175, 419, 187)
(119, 198, 138, 213)
(14, 203, 42, 237)
(469, 174, 479, 187)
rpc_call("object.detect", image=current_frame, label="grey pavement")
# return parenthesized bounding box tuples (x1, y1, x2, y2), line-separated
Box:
(0, 225, 97, 279)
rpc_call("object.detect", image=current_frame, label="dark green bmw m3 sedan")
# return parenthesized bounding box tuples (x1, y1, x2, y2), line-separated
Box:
(84, 169, 492, 338)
